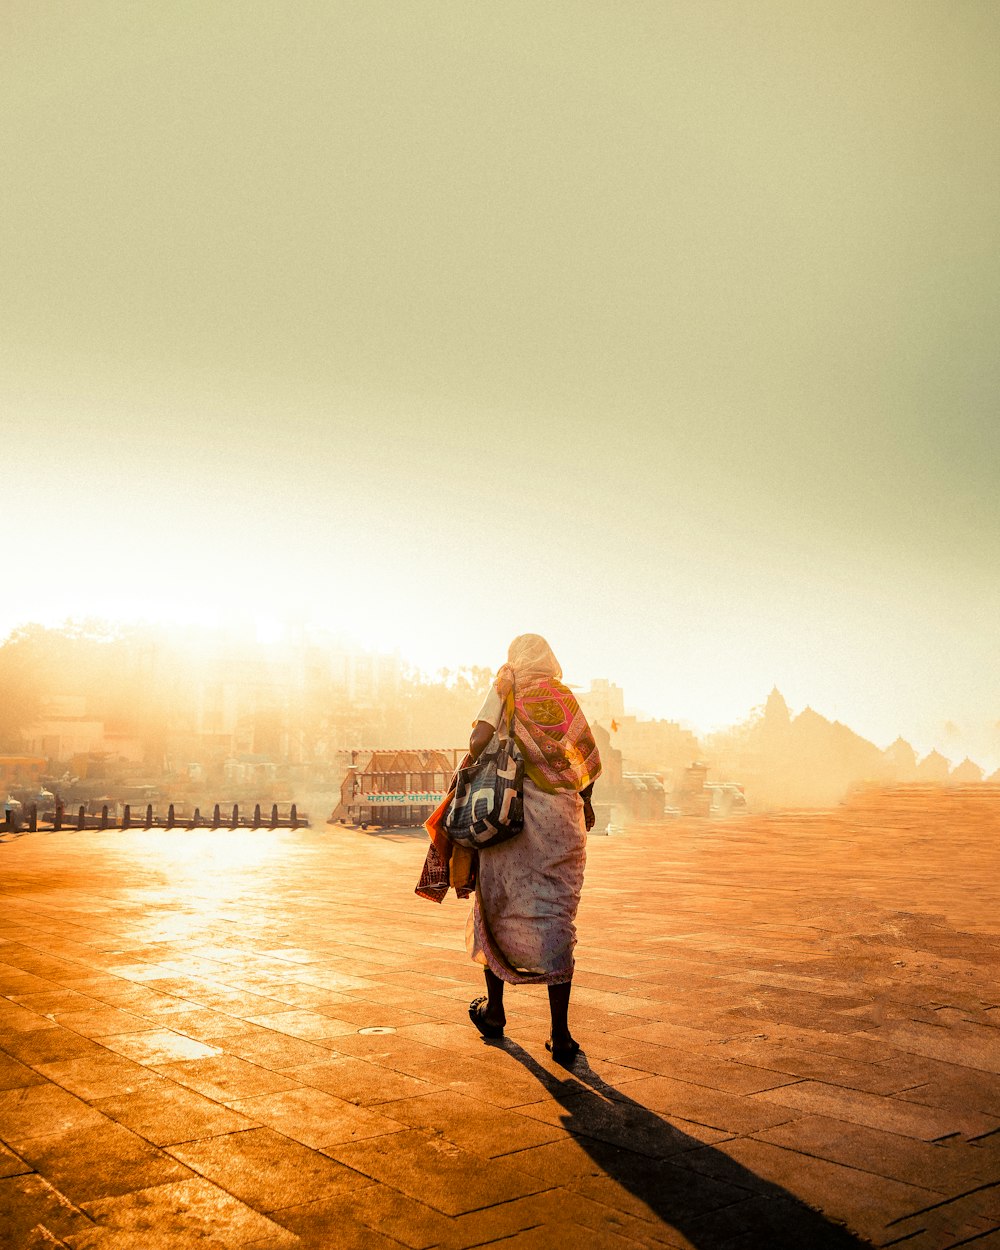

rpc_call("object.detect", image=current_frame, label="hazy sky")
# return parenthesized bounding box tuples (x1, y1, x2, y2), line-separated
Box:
(3, 3, 998, 764)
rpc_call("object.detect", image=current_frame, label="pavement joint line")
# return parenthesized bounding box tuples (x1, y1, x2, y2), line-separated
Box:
(946, 1232, 1000, 1249)
(883, 1182, 1000, 1226)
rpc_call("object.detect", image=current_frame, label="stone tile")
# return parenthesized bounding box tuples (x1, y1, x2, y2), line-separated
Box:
(9, 989, 97, 1015)
(570, 1145, 760, 1225)
(0, 1082, 107, 1144)
(93, 963, 175, 984)
(612, 1020, 727, 1050)
(672, 1137, 940, 1242)
(0, 1172, 96, 1248)
(585, 1073, 799, 1136)
(81, 1176, 298, 1246)
(93, 986, 194, 1014)
(50, 1007, 157, 1040)
(177, 988, 287, 1016)
(268, 1192, 428, 1248)
(35, 1051, 163, 1101)
(327, 1033, 550, 1107)
(395, 1020, 501, 1054)
(153, 1055, 302, 1102)
(306, 999, 437, 1030)
(242, 1009, 358, 1042)
(228, 1086, 405, 1149)
(14, 1120, 193, 1204)
(507, 1140, 625, 1185)
(719, 1024, 892, 1066)
(752, 1079, 999, 1140)
(0, 969, 61, 996)
(131, 1006, 251, 1036)
(271, 1182, 453, 1248)
(710, 1037, 932, 1095)
(0, 1141, 31, 1179)
(64, 1225, 230, 1248)
(203, 1029, 339, 1069)
(0, 1002, 58, 1035)
(93, 1081, 258, 1146)
(677, 1191, 867, 1250)
(434, 1185, 680, 1249)
(477, 1220, 651, 1248)
(282, 1056, 437, 1106)
(167, 1127, 368, 1212)
(326, 1127, 547, 1215)
(0, 1051, 47, 1092)
(1, 1027, 105, 1066)
(753, 1113, 985, 1192)
(379, 1090, 565, 1157)
(99, 1029, 221, 1065)
(883, 1188, 1000, 1248)
(142, 976, 230, 1002)
(593, 1036, 798, 1094)
(863, 1020, 1000, 1074)
(895, 1064, 1000, 1119)
(246, 982, 354, 1011)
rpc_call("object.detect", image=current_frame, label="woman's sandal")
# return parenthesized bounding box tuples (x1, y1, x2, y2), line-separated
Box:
(468, 996, 504, 1039)
(545, 1038, 581, 1065)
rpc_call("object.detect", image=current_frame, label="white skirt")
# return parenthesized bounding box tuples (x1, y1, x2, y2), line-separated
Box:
(467, 778, 587, 985)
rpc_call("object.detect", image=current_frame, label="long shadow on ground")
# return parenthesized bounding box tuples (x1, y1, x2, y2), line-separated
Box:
(501, 1040, 872, 1248)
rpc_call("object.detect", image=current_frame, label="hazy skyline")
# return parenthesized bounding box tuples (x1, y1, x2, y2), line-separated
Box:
(3, 3, 998, 766)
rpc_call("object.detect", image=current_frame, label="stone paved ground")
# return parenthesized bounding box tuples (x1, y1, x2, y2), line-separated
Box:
(1, 786, 998, 1249)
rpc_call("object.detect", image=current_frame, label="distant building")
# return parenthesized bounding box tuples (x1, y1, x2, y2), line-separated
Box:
(611, 716, 700, 777)
(25, 697, 143, 767)
(950, 757, 984, 783)
(706, 688, 884, 809)
(0, 755, 47, 787)
(591, 723, 622, 790)
(579, 679, 625, 729)
(332, 748, 463, 828)
(880, 738, 919, 782)
(916, 750, 951, 783)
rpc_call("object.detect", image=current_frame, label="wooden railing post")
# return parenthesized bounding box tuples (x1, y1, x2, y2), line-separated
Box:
(55, 801, 63, 831)
(77, 805, 86, 831)
(290, 803, 298, 829)
(29, 804, 37, 832)
(167, 804, 175, 829)
(100, 805, 108, 830)
(270, 803, 278, 830)
(212, 804, 220, 828)
(231, 803, 239, 828)
(123, 804, 131, 830)
(253, 803, 261, 828)
(145, 803, 153, 828)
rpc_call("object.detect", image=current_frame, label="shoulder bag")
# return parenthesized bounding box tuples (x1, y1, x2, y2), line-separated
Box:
(444, 694, 524, 849)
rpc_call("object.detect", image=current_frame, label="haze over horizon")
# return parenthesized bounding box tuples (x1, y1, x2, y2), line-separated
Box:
(3, 4, 998, 770)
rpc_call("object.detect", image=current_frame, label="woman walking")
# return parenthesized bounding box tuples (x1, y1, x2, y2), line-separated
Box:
(465, 634, 601, 1063)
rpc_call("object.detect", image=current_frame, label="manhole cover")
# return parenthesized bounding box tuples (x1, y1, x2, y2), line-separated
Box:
(358, 1026, 396, 1035)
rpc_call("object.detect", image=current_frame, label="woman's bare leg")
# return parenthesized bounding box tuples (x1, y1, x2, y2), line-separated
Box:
(484, 967, 506, 1028)
(547, 979, 574, 1048)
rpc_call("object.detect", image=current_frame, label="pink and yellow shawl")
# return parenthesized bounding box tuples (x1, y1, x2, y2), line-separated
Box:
(495, 634, 601, 795)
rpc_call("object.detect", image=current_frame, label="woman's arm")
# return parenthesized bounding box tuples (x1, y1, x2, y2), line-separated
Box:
(469, 720, 494, 762)
(580, 781, 596, 831)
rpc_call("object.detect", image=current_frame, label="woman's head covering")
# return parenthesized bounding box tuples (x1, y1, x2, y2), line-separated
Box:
(493, 633, 601, 792)
(505, 634, 562, 681)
